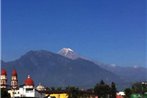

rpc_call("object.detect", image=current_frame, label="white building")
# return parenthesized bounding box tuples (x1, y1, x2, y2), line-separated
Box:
(0, 69, 45, 98)
(117, 91, 125, 96)
(36, 83, 46, 91)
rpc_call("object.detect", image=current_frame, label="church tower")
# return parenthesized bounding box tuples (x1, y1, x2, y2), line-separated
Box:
(0, 69, 7, 88)
(11, 69, 18, 89)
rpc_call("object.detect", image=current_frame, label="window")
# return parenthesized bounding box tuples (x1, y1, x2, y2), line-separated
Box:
(26, 88, 33, 93)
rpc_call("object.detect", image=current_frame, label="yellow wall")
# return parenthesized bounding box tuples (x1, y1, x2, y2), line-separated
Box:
(47, 93, 69, 98)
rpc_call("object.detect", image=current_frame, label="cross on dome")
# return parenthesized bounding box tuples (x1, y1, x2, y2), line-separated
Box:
(24, 75, 34, 86)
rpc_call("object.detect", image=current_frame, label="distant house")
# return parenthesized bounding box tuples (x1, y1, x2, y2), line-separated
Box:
(44, 90, 69, 98)
(44, 90, 98, 98)
(47, 93, 68, 98)
(116, 91, 125, 98)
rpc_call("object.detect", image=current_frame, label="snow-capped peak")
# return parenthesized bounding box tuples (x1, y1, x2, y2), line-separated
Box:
(60, 48, 74, 55)
(110, 64, 117, 67)
(58, 48, 79, 60)
(133, 65, 139, 69)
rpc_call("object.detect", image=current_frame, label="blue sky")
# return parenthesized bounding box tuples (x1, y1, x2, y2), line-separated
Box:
(2, 0, 146, 67)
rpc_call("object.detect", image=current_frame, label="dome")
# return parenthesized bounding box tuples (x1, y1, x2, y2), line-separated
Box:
(12, 69, 17, 76)
(24, 75, 34, 86)
(1, 69, 7, 75)
(36, 83, 46, 91)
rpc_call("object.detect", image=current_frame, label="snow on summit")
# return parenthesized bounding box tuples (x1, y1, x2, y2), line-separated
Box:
(58, 48, 79, 60)
(60, 48, 74, 55)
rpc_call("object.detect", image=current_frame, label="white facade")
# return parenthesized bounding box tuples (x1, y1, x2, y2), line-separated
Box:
(23, 85, 35, 97)
(0, 74, 7, 88)
(1, 69, 45, 98)
(8, 86, 45, 97)
(117, 91, 125, 96)
(36, 83, 46, 91)
(11, 75, 18, 89)
(8, 89, 20, 97)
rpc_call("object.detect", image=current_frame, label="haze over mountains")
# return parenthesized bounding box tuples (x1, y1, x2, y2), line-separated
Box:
(1, 48, 147, 90)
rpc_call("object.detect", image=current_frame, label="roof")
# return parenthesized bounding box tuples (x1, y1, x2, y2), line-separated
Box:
(24, 75, 34, 86)
(36, 83, 46, 91)
(1, 69, 7, 75)
(12, 69, 17, 76)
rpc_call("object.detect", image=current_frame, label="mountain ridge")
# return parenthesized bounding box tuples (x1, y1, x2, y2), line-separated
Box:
(1, 49, 147, 89)
(2, 49, 123, 89)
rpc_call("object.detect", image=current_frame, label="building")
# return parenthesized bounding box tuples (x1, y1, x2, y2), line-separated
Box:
(36, 83, 46, 91)
(0, 69, 7, 88)
(0, 69, 45, 98)
(45, 91, 69, 98)
(116, 91, 125, 98)
(8, 74, 45, 97)
(45, 90, 98, 98)
(11, 69, 18, 89)
(48, 93, 68, 98)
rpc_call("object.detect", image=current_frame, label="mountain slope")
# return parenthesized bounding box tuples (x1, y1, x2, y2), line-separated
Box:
(102, 65, 147, 82)
(93, 61, 147, 84)
(2, 50, 122, 88)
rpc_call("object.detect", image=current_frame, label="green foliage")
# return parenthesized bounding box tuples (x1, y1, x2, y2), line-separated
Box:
(66, 86, 80, 98)
(56, 87, 62, 91)
(132, 82, 147, 93)
(50, 87, 55, 91)
(110, 82, 116, 98)
(45, 87, 51, 91)
(124, 88, 132, 98)
(45, 81, 118, 98)
(45, 87, 63, 91)
(124, 82, 147, 98)
(94, 80, 111, 98)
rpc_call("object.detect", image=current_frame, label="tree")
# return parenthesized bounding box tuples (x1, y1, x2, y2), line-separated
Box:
(56, 87, 62, 91)
(94, 80, 111, 98)
(132, 82, 147, 94)
(1, 88, 11, 98)
(110, 82, 117, 98)
(124, 88, 132, 98)
(50, 87, 55, 91)
(100, 80, 105, 85)
(46, 87, 51, 91)
(66, 86, 80, 98)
